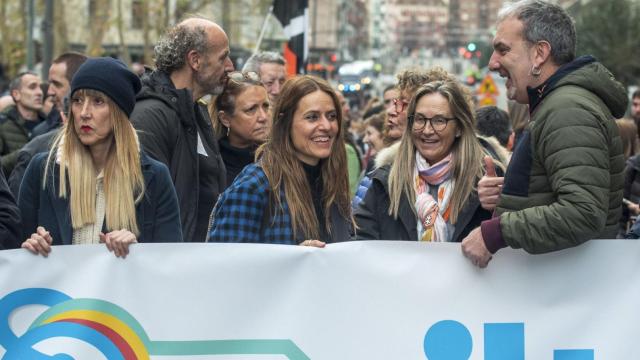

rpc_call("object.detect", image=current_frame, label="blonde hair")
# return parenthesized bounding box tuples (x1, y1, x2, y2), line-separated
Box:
(616, 118, 638, 159)
(256, 75, 352, 240)
(45, 89, 145, 235)
(388, 80, 486, 224)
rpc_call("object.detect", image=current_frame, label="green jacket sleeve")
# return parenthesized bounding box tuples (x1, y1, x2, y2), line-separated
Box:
(346, 143, 361, 198)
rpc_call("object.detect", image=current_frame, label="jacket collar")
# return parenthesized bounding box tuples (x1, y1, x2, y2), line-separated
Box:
(527, 55, 596, 113)
(2, 104, 45, 125)
(370, 165, 418, 241)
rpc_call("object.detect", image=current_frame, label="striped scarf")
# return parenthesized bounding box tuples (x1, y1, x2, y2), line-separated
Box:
(414, 152, 454, 242)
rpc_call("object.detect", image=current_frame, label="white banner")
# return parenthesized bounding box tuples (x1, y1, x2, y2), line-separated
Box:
(0, 240, 638, 359)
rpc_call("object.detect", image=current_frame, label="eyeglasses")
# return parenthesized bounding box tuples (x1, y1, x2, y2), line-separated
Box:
(410, 114, 456, 132)
(393, 98, 409, 113)
(227, 71, 261, 83)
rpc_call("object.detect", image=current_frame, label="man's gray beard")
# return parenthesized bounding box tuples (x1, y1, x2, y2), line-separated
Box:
(195, 69, 224, 96)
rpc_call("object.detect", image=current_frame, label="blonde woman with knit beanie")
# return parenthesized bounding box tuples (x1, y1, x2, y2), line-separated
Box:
(19, 57, 182, 258)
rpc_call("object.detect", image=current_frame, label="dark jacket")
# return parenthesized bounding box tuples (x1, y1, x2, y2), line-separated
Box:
(0, 167, 22, 249)
(353, 165, 493, 242)
(18, 151, 183, 244)
(483, 56, 626, 254)
(31, 107, 62, 138)
(620, 155, 640, 235)
(8, 129, 59, 198)
(130, 71, 226, 242)
(218, 136, 256, 189)
(0, 105, 45, 175)
(208, 163, 351, 244)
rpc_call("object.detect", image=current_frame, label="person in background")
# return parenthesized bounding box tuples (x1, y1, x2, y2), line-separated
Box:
(131, 62, 147, 77)
(208, 75, 352, 246)
(354, 80, 501, 242)
(0, 95, 14, 113)
(242, 51, 286, 105)
(0, 72, 45, 175)
(335, 90, 363, 196)
(19, 57, 182, 257)
(351, 111, 387, 210)
(507, 99, 529, 146)
(32, 52, 88, 138)
(476, 105, 514, 151)
(617, 118, 640, 236)
(362, 112, 386, 174)
(9, 53, 88, 197)
(40, 83, 56, 116)
(475, 105, 513, 166)
(630, 89, 640, 137)
(0, 168, 22, 250)
(382, 85, 399, 110)
(209, 71, 271, 187)
(616, 118, 638, 160)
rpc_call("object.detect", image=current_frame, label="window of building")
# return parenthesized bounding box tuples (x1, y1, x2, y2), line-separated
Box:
(132, 0, 143, 29)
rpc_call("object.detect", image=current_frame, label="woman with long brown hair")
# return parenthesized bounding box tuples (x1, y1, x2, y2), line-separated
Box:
(207, 75, 352, 245)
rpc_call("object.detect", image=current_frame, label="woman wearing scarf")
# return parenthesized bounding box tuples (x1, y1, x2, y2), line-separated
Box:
(353, 79, 501, 242)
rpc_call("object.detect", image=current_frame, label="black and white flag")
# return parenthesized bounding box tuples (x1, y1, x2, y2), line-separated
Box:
(273, 0, 308, 74)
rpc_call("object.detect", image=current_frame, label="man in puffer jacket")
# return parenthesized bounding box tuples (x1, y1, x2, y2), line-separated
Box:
(462, 0, 626, 268)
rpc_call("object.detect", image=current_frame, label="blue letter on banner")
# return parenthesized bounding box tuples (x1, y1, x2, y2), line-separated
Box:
(484, 323, 524, 360)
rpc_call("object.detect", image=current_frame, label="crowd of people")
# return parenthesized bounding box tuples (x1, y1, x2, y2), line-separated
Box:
(0, 0, 636, 268)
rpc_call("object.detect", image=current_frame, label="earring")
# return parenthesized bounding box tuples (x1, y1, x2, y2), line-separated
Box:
(226, 126, 230, 137)
(531, 66, 541, 77)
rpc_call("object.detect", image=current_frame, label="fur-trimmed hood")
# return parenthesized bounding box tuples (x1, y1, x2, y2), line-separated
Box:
(374, 142, 400, 169)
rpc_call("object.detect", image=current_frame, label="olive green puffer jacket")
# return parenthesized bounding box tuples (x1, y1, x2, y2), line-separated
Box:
(0, 105, 44, 176)
(492, 57, 626, 254)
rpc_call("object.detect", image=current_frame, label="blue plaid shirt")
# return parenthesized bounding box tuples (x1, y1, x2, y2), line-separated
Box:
(207, 163, 296, 244)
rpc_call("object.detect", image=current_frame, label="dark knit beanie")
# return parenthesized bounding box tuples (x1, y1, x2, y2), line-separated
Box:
(70, 57, 141, 117)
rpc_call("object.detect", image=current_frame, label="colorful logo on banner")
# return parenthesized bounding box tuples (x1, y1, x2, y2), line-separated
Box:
(0, 288, 309, 359)
(424, 320, 595, 360)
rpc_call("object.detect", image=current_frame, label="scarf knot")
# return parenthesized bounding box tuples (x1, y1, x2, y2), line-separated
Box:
(414, 152, 454, 242)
